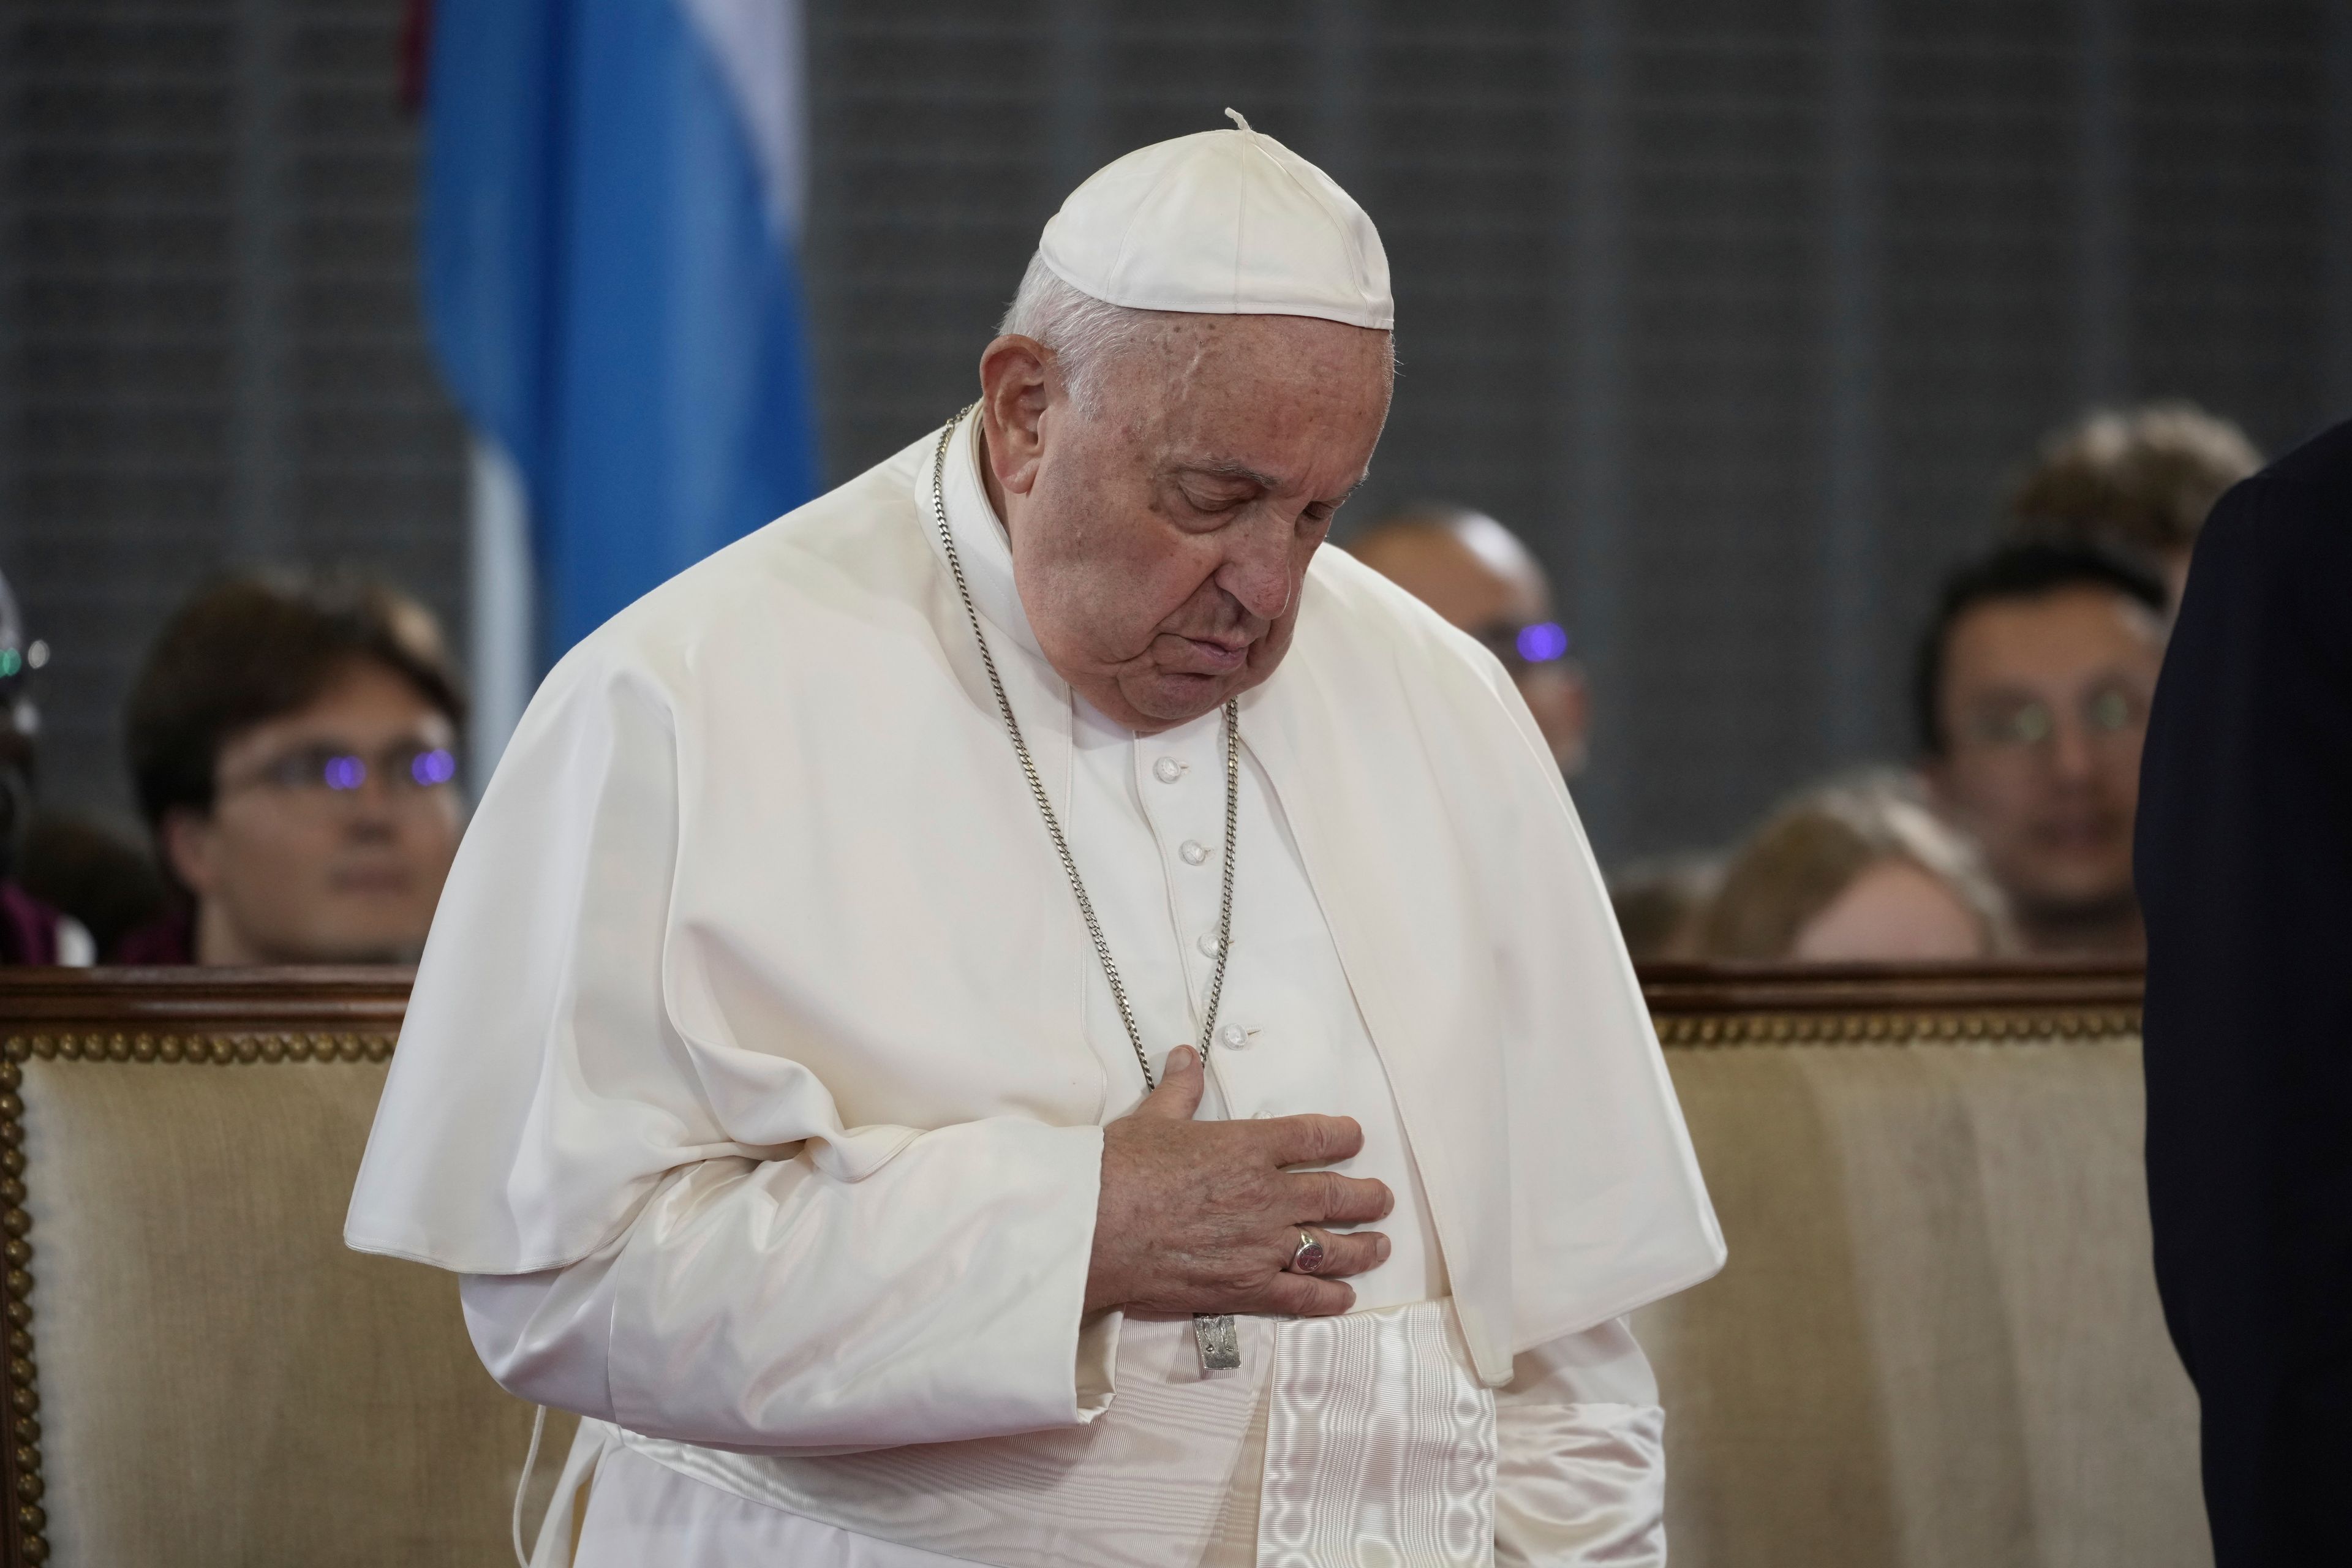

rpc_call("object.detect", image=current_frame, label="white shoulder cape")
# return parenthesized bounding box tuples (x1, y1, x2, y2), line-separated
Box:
(346, 429, 1724, 1386)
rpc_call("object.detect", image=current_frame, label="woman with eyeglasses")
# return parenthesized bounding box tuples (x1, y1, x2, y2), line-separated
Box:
(114, 573, 467, 966)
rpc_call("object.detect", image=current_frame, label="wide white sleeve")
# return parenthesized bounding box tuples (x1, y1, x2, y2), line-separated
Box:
(462, 1149, 1119, 1453)
(1493, 1318, 1667, 1567)
(349, 640, 1117, 1450)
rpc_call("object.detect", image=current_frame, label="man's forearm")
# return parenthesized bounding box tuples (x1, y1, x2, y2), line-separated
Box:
(464, 1121, 1112, 1452)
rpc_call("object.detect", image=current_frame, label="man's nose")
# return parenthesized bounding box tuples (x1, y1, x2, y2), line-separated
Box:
(2045, 714, 2100, 782)
(1216, 513, 1297, 622)
(342, 774, 404, 834)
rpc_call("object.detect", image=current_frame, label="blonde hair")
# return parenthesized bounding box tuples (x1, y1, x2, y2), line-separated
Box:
(1698, 771, 2013, 961)
(2006, 401, 2261, 554)
(1610, 854, 1722, 962)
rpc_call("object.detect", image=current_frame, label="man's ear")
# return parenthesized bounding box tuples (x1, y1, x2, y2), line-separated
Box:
(159, 807, 220, 898)
(976, 334, 1054, 497)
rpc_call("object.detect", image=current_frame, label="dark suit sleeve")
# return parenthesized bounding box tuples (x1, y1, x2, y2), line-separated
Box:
(2138, 423, 2352, 1567)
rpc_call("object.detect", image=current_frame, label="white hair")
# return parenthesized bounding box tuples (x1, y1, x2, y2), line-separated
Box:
(996, 252, 1161, 414)
(996, 249, 1398, 414)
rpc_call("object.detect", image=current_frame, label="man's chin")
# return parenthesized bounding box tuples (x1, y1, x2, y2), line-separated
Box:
(293, 917, 431, 966)
(2013, 883, 2139, 927)
(1120, 669, 1248, 729)
(317, 942, 427, 966)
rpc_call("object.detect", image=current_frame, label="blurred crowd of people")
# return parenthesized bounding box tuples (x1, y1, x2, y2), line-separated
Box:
(0, 396, 2260, 973)
(1353, 398, 2258, 968)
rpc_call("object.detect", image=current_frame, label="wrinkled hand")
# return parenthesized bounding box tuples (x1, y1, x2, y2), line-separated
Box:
(1085, 1046, 1393, 1317)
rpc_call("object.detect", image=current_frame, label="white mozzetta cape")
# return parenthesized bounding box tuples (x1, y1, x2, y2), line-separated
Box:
(346, 427, 1724, 1414)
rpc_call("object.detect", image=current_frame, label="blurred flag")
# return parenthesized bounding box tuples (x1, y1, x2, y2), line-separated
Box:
(418, 0, 820, 665)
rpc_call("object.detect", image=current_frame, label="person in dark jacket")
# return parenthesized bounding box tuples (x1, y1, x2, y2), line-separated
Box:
(2137, 418, 2352, 1566)
(0, 567, 92, 966)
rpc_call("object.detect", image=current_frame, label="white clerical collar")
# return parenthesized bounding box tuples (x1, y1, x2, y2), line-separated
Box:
(924, 407, 1047, 663)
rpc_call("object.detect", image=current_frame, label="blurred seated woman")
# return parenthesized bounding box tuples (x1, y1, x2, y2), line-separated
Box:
(113, 575, 467, 965)
(1698, 771, 2013, 962)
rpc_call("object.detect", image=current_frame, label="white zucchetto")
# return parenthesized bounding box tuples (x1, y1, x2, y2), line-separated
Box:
(1038, 109, 1393, 330)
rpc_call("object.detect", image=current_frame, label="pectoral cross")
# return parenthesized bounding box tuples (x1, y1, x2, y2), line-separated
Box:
(1194, 1313, 1241, 1373)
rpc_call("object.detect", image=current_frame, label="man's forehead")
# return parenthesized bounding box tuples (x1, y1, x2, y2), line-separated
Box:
(1164, 452, 1371, 498)
(1951, 587, 2165, 658)
(1356, 526, 1547, 623)
(225, 671, 454, 745)
(230, 707, 454, 753)
(1947, 623, 2162, 699)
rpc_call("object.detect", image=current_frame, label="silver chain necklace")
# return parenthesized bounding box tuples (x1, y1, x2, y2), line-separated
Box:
(929, 407, 1240, 1094)
(930, 408, 1246, 1374)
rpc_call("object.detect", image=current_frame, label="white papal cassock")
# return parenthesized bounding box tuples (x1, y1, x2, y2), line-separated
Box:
(346, 409, 1725, 1566)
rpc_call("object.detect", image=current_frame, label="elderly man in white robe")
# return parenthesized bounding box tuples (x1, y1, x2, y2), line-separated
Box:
(347, 113, 1723, 1567)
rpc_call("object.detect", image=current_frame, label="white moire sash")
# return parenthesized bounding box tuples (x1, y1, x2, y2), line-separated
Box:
(1255, 1302, 1496, 1567)
(539, 1300, 1496, 1568)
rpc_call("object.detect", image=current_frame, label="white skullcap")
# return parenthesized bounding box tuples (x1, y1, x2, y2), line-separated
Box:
(1038, 109, 1393, 331)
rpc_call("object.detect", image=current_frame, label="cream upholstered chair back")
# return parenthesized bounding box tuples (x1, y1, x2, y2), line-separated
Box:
(1633, 963, 2206, 1568)
(0, 965, 2201, 1566)
(0, 970, 548, 1568)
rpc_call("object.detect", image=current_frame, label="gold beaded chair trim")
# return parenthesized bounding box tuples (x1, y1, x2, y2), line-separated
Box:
(0, 1032, 396, 1565)
(1652, 1007, 2142, 1047)
(0, 1005, 2141, 1561)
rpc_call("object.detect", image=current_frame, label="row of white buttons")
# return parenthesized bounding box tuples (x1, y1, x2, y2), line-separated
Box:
(1154, 750, 1253, 1056)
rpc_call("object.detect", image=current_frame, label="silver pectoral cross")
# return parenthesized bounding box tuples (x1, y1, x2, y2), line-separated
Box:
(1193, 1313, 1241, 1373)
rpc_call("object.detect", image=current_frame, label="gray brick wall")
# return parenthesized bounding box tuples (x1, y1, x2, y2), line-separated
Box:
(0, 0, 466, 825)
(2, 0, 2342, 865)
(802, 0, 2347, 862)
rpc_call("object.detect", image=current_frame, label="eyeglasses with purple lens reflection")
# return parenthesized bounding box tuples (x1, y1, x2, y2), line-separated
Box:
(238, 743, 460, 801)
(1476, 620, 1573, 671)
(1515, 622, 1571, 663)
(409, 748, 459, 786)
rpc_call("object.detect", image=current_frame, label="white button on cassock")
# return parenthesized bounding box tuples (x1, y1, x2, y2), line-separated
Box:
(1180, 840, 1210, 865)
(1153, 757, 1184, 783)
(1219, 1023, 1248, 1050)
(1197, 933, 1223, 957)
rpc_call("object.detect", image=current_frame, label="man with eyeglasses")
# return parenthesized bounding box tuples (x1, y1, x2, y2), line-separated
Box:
(1350, 504, 1591, 777)
(1913, 540, 2168, 957)
(115, 575, 467, 965)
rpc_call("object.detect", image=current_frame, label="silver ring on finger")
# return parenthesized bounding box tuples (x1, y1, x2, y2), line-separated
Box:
(1290, 1229, 1327, 1274)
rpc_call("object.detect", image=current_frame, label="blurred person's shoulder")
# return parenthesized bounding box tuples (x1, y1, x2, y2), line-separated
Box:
(2211, 420, 2352, 536)
(2245, 416, 2352, 488)
(2192, 419, 2352, 594)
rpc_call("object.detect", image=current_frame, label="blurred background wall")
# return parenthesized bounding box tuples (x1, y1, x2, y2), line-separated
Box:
(4, 0, 2347, 864)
